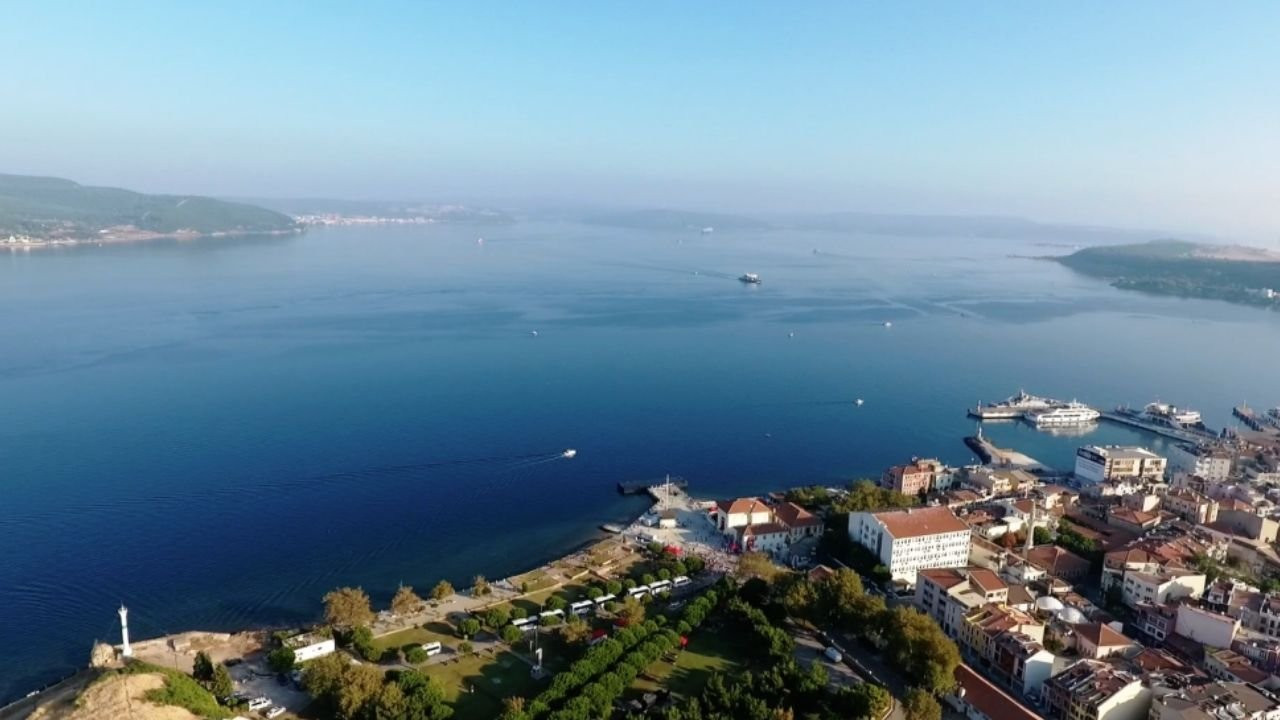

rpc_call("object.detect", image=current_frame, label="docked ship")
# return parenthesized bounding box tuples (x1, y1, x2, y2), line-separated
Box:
(739, 272, 761, 284)
(969, 390, 1060, 420)
(1027, 401, 1101, 427)
(1140, 402, 1202, 429)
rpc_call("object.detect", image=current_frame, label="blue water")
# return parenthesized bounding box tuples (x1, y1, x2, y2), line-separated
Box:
(2, 222, 1277, 700)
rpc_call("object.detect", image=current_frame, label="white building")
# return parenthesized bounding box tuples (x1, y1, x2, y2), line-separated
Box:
(1150, 681, 1280, 720)
(1169, 444, 1233, 484)
(284, 632, 336, 663)
(1075, 446, 1168, 485)
(1174, 604, 1238, 649)
(848, 506, 971, 585)
(1120, 568, 1206, 609)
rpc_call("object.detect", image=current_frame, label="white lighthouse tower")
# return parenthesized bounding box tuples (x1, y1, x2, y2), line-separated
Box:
(118, 605, 133, 658)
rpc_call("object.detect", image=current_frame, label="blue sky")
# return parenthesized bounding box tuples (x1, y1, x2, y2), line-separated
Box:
(2, 2, 1278, 238)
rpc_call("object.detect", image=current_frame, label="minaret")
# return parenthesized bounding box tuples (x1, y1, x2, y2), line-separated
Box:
(118, 605, 133, 658)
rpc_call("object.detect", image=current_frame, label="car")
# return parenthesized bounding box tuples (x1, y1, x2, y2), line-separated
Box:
(247, 696, 272, 711)
(823, 647, 843, 663)
(265, 707, 287, 719)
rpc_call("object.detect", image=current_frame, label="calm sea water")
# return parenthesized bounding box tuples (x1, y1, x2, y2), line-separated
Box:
(2, 221, 1277, 700)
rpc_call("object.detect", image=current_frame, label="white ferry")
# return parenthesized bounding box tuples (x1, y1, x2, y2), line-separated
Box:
(969, 390, 1060, 420)
(739, 273, 761, 284)
(1027, 401, 1100, 427)
(1140, 402, 1202, 428)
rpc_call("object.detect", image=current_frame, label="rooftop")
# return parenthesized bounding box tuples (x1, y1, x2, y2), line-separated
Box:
(717, 497, 770, 515)
(1081, 445, 1166, 461)
(773, 501, 822, 528)
(953, 664, 1041, 720)
(1073, 621, 1132, 648)
(874, 505, 970, 539)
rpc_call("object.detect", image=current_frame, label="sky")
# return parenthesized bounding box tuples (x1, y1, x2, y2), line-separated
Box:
(2, 1, 1278, 239)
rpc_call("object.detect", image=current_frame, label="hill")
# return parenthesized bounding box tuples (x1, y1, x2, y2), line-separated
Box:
(0, 174, 298, 243)
(1056, 240, 1280, 308)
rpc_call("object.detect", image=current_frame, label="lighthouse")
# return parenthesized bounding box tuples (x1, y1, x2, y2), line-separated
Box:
(118, 605, 133, 658)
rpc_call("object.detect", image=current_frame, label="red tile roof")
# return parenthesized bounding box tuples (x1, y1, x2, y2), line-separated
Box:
(918, 567, 968, 590)
(875, 506, 970, 539)
(773, 501, 822, 528)
(953, 664, 1040, 720)
(968, 569, 1007, 595)
(1073, 622, 1131, 649)
(718, 497, 770, 515)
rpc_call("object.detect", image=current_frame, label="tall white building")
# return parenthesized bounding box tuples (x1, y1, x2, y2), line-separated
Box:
(1169, 443, 1233, 483)
(1075, 445, 1167, 485)
(848, 506, 971, 585)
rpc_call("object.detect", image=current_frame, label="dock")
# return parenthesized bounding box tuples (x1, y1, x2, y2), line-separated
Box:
(1099, 411, 1215, 443)
(964, 435, 1048, 472)
(1235, 405, 1267, 432)
(617, 476, 687, 495)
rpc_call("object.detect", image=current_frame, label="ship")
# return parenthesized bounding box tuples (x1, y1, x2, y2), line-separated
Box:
(739, 273, 761, 284)
(969, 390, 1060, 420)
(1026, 401, 1100, 427)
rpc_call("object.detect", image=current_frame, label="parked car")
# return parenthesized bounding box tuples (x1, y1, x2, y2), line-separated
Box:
(823, 647, 843, 663)
(247, 697, 271, 711)
(265, 707, 286, 719)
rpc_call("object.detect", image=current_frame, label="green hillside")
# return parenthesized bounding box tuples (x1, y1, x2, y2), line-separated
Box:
(1057, 240, 1280, 308)
(0, 173, 298, 239)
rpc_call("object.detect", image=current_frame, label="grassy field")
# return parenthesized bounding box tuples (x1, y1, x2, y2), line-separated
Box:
(370, 623, 459, 656)
(422, 650, 546, 720)
(628, 628, 745, 700)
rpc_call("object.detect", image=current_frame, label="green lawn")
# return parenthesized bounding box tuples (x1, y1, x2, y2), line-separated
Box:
(370, 624, 458, 656)
(628, 628, 745, 699)
(422, 650, 546, 720)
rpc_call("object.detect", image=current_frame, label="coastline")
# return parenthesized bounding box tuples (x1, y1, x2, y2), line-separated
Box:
(2, 226, 303, 250)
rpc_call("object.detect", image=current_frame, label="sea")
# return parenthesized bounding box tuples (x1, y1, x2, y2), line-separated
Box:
(2, 220, 1278, 701)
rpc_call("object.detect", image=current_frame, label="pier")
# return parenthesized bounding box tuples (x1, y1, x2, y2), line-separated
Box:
(1099, 411, 1215, 443)
(964, 434, 1048, 472)
(617, 476, 687, 495)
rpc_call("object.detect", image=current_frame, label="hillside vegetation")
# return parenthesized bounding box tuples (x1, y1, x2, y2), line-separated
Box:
(1056, 239, 1280, 308)
(0, 173, 297, 240)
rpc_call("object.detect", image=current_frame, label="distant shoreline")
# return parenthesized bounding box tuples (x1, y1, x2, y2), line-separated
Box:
(2, 226, 304, 250)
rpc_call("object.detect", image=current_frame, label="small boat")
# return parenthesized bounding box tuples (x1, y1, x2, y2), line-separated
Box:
(701, 226, 714, 234)
(529, 330, 539, 337)
(788, 332, 795, 338)
(739, 273, 761, 284)
(600, 523, 626, 534)
(477, 237, 484, 245)
(882, 321, 893, 328)
(855, 398, 864, 406)
(562, 449, 577, 459)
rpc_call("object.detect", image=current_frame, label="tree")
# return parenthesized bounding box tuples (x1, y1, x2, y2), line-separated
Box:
(458, 617, 481, 638)
(1000, 531, 1019, 549)
(904, 689, 942, 720)
(501, 624, 524, 645)
(351, 626, 380, 662)
(881, 607, 959, 694)
(511, 606, 528, 620)
(618, 595, 646, 626)
(647, 541, 665, 555)
(430, 580, 454, 601)
(560, 615, 592, 645)
(1033, 526, 1053, 545)
(337, 665, 385, 720)
(210, 664, 234, 699)
(586, 586, 603, 600)
(737, 551, 780, 581)
(501, 696, 526, 720)
(267, 646, 296, 674)
(325, 586, 375, 629)
(405, 645, 429, 664)
(605, 580, 623, 595)
(373, 682, 408, 720)
(459, 640, 474, 655)
(398, 669, 452, 720)
(685, 556, 706, 574)
(192, 651, 214, 683)
(817, 568, 864, 623)
(545, 596, 568, 611)
(484, 606, 511, 630)
(472, 575, 492, 596)
(392, 585, 423, 616)
(302, 652, 348, 702)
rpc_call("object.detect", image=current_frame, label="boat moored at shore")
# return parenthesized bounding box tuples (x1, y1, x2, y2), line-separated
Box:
(969, 390, 1061, 420)
(1026, 401, 1100, 426)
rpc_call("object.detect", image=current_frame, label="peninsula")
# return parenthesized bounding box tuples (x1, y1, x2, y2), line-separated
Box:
(0, 173, 299, 247)
(1056, 239, 1280, 308)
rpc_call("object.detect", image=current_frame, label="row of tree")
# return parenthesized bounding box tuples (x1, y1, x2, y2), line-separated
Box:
(302, 654, 453, 720)
(191, 651, 234, 700)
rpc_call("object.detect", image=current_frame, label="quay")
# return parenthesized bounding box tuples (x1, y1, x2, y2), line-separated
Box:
(617, 475, 687, 495)
(964, 433, 1048, 472)
(1099, 410, 1216, 443)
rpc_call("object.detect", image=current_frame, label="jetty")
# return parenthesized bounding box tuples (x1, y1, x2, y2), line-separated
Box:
(617, 476, 687, 495)
(1100, 410, 1216, 443)
(964, 433, 1048, 472)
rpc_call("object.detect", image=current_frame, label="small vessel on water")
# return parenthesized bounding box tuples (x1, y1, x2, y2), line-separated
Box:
(600, 523, 626, 534)
(561, 449, 577, 459)
(855, 398, 864, 406)
(882, 321, 893, 328)
(530, 330, 539, 337)
(701, 226, 714, 234)
(969, 390, 1060, 420)
(1027, 401, 1100, 427)
(739, 273, 761, 284)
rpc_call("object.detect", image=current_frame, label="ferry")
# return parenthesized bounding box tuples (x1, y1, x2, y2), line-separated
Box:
(1139, 402, 1202, 428)
(739, 273, 761, 284)
(969, 390, 1060, 420)
(1027, 401, 1100, 427)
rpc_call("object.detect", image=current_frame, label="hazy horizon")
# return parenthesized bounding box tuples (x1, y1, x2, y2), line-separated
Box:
(2, 2, 1278, 241)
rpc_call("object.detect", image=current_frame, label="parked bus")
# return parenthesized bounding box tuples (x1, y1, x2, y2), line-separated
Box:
(570, 600, 594, 616)
(672, 576, 691, 588)
(628, 585, 650, 598)
(594, 594, 616, 605)
(421, 642, 442, 657)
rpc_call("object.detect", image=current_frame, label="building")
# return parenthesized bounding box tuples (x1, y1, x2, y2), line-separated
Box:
(1076, 446, 1168, 485)
(1025, 545, 1092, 582)
(1175, 604, 1239, 649)
(1163, 489, 1220, 525)
(947, 664, 1042, 720)
(882, 458, 943, 496)
(848, 506, 972, 585)
(658, 508, 678, 529)
(990, 631, 1056, 698)
(284, 632, 336, 663)
(1045, 660, 1151, 720)
(1150, 680, 1280, 720)
(1120, 568, 1206, 609)
(712, 498, 824, 553)
(1108, 507, 1164, 534)
(1169, 444, 1234, 484)
(1204, 649, 1272, 685)
(960, 604, 1044, 662)
(966, 467, 1036, 497)
(1134, 602, 1178, 644)
(1072, 622, 1134, 659)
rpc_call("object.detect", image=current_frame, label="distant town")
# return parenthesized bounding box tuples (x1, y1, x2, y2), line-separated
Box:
(13, 392, 1280, 720)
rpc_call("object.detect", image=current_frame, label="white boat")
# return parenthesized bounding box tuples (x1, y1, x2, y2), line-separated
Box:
(1027, 401, 1100, 427)
(970, 390, 1059, 420)
(854, 398, 864, 406)
(882, 321, 893, 328)
(562, 449, 577, 459)
(739, 273, 761, 284)
(1141, 402, 1201, 427)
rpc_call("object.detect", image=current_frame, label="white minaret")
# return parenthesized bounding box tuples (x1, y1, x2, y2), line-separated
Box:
(118, 605, 133, 658)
